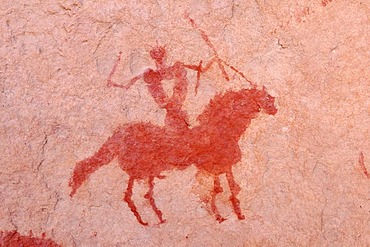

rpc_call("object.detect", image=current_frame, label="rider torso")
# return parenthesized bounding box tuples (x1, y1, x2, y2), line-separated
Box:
(142, 62, 190, 131)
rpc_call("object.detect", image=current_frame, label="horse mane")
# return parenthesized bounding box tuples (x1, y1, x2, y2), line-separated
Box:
(197, 88, 258, 125)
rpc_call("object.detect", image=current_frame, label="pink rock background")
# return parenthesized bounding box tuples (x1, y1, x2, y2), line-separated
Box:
(0, 0, 369, 246)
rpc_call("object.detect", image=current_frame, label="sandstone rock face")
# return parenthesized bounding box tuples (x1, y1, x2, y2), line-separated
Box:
(1, 1, 369, 246)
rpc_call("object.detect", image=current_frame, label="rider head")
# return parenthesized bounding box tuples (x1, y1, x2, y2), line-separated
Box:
(150, 45, 167, 67)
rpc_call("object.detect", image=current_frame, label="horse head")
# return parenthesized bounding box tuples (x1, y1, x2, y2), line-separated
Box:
(252, 86, 277, 116)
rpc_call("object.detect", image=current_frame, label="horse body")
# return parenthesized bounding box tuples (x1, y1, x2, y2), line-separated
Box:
(189, 128, 242, 175)
(69, 87, 277, 225)
(118, 123, 190, 179)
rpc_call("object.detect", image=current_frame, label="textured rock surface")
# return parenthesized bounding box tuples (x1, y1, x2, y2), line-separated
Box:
(0, 0, 369, 246)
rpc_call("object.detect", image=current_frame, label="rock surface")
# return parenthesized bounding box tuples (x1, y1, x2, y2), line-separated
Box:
(1, 0, 369, 246)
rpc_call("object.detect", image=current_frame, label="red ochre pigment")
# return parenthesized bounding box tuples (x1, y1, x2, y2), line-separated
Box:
(69, 17, 278, 226)
(69, 86, 277, 225)
(321, 0, 333, 7)
(0, 230, 61, 247)
(359, 151, 369, 179)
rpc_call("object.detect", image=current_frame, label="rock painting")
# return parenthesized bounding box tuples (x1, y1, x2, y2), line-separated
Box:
(69, 16, 278, 225)
(0, 230, 61, 247)
(359, 151, 369, 179)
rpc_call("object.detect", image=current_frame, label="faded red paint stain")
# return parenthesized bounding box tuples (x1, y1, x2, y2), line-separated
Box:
(0, 230, 61, 247)
(359, 151, 369, 179)
(321, 0, 333, 7)
(294, 7, 310, 23)
(69, 17, 278, 225)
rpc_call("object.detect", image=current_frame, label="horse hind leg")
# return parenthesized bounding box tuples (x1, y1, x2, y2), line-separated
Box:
(123, 177, 148, 226)
(226, 170, 245, 220)
(144, 176, 166, 224)
(211, 175, 226, 223)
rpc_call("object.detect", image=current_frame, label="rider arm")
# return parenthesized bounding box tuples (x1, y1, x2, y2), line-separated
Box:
(183, 62, 202, 94)
(203, 57, 229, 81)
(183, 57, 224, 93)
(107, 74, 143, 89)
(200, 57, 255, 87)
(106, 51, 143, 90)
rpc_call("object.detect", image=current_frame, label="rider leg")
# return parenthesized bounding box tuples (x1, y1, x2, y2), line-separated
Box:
(164, 63, 190, 130)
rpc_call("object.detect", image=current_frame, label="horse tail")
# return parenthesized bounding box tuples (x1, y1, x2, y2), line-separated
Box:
(69, 127, 125, 197)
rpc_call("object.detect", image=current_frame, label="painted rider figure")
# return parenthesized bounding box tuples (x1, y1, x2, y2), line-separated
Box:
(107, 45, 193, 133)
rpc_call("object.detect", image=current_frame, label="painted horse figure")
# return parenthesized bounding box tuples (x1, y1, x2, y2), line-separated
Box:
(69, 15, 278, 225)
(69, 86, 277, 225)
(189, 86, 277, 222)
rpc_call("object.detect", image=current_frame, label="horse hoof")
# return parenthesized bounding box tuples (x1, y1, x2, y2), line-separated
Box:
(216, 216, 226, 223)
(238, 215, 246, 220)
(139, 221, 149, 226)
(154, 219, 167, 226)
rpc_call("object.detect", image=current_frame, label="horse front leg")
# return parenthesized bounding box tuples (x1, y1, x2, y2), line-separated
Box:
(123, 177, 148, 226)
(144, 176, 166, 224)
(226, 170, 245, 220)
(211, 175, 226, 223)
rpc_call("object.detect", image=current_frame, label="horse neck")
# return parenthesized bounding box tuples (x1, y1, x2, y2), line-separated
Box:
(199, 100, 261, 141)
